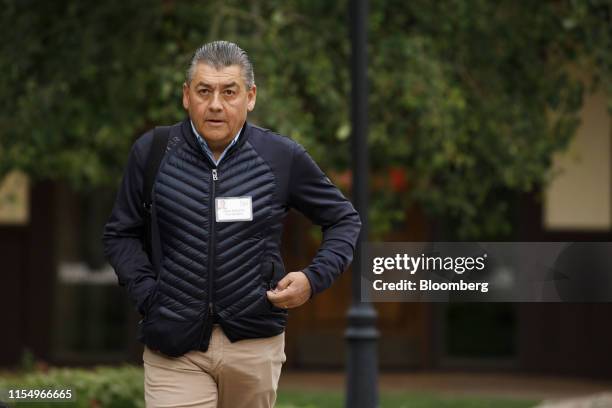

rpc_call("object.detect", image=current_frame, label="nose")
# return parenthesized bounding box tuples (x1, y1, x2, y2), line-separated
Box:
(209, 91, 223, 112)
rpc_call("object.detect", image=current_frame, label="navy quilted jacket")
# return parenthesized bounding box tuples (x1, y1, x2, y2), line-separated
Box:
(102, 119, 361, 357)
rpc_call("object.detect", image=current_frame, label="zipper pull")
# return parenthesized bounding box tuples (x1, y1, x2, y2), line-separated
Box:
(212, 169, 218, 181)
(209, 302, 214, 315)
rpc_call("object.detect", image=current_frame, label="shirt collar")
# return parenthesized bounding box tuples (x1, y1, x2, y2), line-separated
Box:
(190, 120, 243, 166)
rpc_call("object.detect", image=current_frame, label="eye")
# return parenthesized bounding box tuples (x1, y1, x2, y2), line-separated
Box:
(224, 89, 236, 96)
(198, 89, 210, 95)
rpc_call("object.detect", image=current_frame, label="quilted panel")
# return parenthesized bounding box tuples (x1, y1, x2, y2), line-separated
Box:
(154, 144, 210, 320)
(213, 142, 275, 311)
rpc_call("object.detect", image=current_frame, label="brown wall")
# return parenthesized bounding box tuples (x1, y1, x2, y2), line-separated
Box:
(515, 193, 612, 378)
(0, 182, 56, 366)
(518, 303, 612, 378)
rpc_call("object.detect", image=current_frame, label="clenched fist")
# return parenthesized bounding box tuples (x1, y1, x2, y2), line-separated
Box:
(266, 271, 312, 309)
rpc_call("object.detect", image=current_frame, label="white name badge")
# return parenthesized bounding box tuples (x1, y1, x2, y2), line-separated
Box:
(215, 196, 253, 222)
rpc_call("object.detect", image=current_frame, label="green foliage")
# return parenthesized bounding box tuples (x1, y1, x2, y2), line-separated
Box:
(368, 0, 610, 238)
(0, 366, 537, 407)
(19, 349, 36, 373)
(1, 0, 610, 237)
(0, 365, 145, 408)
(0, 0, 163, 190)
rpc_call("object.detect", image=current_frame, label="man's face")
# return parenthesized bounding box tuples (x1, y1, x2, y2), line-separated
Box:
(183, 63, 256, 149)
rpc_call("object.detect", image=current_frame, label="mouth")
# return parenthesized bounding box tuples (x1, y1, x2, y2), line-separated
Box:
(205, 119, 225, 126)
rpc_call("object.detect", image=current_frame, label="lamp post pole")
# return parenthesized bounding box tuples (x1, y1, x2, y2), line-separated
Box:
(346, 0, 379, 407)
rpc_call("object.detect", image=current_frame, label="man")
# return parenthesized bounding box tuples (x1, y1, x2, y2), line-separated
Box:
(102, 41, 361, 408)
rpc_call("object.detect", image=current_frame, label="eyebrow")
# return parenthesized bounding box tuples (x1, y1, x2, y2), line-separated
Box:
(195, 81, 239, 89)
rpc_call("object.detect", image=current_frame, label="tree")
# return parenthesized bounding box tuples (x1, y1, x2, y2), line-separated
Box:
(1, 0, 610, 238)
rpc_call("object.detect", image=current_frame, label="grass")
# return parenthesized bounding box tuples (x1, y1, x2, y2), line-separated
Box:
(277, 389, 539, 408)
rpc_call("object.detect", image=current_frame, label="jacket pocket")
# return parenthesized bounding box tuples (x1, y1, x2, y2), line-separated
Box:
(260, 261, 274, 289)
(259, 262, 288, 314)
(140, 306, 202, 357)
(260, 261, 287, 290)
(142, 281, 160, 317)
(272, 262, 286, 288)
(246, 285, 287, 315)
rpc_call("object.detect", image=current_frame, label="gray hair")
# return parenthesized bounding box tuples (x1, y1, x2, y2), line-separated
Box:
(186, 41, 255, 89)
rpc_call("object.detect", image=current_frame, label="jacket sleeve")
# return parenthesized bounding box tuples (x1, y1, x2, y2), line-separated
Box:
(102, 133, 157, 315)
(287, 144, 362, 297)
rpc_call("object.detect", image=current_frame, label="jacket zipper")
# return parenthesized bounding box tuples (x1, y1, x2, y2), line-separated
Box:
(200, 167, 217, 348)
(209, 168, 218, 315)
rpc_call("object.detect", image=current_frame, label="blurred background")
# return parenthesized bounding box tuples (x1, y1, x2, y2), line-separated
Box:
(1, 0, 611, 406)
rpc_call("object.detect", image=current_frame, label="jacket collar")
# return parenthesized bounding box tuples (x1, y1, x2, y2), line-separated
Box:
(180, 117, 250, 165)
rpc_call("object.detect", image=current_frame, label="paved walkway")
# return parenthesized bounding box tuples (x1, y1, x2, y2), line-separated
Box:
(279, 371, 612, 401)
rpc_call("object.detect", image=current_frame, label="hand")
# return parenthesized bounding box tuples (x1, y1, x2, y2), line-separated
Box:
(267, 271, 312, 309)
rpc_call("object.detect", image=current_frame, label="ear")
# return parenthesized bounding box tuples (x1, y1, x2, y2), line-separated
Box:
(247, 84, 257, 112)
(182, 82, 190, 110)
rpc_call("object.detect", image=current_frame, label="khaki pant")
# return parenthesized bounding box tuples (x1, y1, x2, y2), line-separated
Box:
(143, 325, 286, 408)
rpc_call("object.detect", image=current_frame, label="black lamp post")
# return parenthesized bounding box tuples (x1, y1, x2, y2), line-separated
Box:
(346, 0, 379, 407)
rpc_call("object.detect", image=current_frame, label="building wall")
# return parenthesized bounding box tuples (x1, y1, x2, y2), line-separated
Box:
(545, 89, 611, 230)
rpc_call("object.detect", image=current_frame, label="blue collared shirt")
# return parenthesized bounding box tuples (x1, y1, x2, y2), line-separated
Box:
(190, 120, 242, 166)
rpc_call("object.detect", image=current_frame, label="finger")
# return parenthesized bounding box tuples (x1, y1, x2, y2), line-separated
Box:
(266, 293, 290, 309)
(274, 275, 293, 291)
(267, 289, 292, 302)
(267, 288, 295, 304)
